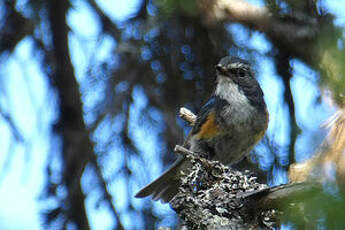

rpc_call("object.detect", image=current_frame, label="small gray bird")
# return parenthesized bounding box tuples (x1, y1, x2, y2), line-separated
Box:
(135, 56, 269, 203)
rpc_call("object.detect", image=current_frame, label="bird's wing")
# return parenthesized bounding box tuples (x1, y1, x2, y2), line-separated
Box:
(191, 96, 221, 139)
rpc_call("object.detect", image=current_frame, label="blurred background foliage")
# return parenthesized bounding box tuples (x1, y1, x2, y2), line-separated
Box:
(1, 0, 345, 229)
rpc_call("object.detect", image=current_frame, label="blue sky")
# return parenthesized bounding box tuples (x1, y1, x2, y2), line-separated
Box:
(0, 0, 344, 229)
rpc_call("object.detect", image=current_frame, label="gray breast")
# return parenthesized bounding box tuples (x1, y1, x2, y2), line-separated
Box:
(215, 77, 257, 129)
(209, 77, 267, 164)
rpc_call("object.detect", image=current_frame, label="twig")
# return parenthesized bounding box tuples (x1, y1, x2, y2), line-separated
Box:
(0, 108, 24, 142)
(174, 145, 198, 157)
(179, 107, 196, 125)
(86, 0, 121, 39)
(91, 158, 126, 230)
(274, 52, 301, 167)
(174, 145, 212, 168)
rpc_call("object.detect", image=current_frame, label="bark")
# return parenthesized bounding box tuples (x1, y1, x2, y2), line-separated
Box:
(47, 1, 126, 229)
(0, 1, 34, 53)
(47, 0, 91, 228)
(171, 145, 321, 230)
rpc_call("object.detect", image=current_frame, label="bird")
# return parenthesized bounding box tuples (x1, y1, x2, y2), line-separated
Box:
(135, 56, 269, 203)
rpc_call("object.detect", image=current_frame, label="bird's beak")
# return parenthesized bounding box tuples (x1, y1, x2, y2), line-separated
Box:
(215, 64, 227, 76)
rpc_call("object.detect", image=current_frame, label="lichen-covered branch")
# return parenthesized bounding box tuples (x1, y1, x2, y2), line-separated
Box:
(171, 145, 321, 229)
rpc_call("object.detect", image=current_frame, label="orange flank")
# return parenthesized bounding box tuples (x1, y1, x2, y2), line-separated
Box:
(195, 112, 221, 139)
(254, 108, 269, 142)
(254, 128, 266, 143)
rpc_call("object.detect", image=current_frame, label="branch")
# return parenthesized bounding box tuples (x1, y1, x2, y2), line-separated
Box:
(86, 0, 121, 39)
(274, 52, 301, 167)
(199, 0, 319, 45)
(179, 107, 197, 125)
(91, 159, 125, 230)
(0, 109, 24, 142)
(199, 0, 270, 28)
(174, 145, 212, 167)
(198, 0, 336, 85)
(0, 1, 33, 53)
(47, 0, 90, 228)
(170, 145, 322, 229)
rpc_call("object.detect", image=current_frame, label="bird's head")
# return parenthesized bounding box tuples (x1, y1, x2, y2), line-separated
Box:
(215, 56, 254, 83)
(215, 56, 266, 111)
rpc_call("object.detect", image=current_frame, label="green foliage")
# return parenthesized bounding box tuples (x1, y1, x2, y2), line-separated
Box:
(318, 36, 345, 106)
(281, 188, 345, 229)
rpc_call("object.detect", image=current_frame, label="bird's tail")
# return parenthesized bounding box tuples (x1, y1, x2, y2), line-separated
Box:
(135, 157, 186, 203)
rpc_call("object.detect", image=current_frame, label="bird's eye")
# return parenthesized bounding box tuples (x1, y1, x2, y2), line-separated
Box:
(237, 69, 246, 77)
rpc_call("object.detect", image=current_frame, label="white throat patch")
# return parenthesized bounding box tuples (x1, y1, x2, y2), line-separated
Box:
(215, 76, 254, 124)
(215, 76, 247, 104)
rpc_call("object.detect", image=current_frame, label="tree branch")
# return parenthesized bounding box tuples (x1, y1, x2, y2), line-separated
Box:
(47, 0, 90, 228)
(199, 0, 319, 47)
(274, 52, 301, 167)
(91, 159, 125, 230)
(0, 1, 33, 54)
(199, 0, 269, 27)
(179, 107, 197, 125)
(0, 109, 24, 142)
(86, 0, 121, 39)
(198, 0, 337, 88)
(170, 145, 322, 229)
